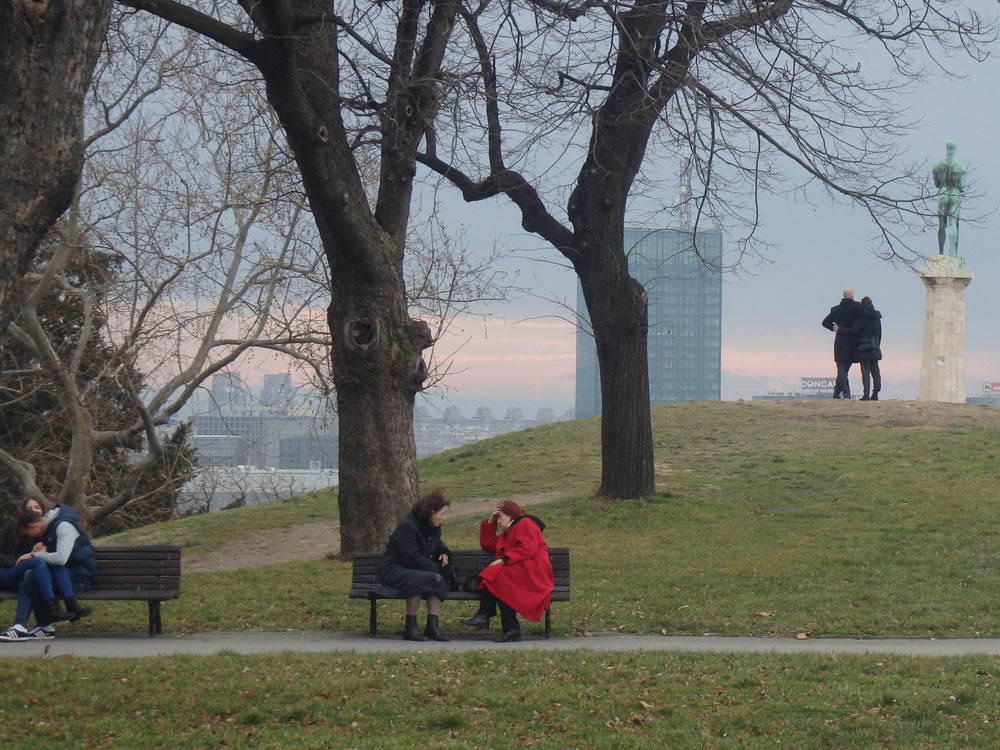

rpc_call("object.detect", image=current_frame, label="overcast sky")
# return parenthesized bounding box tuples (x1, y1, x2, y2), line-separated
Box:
(414, 37, 1000, 418)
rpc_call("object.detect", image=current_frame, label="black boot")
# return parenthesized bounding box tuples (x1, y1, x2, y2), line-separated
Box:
(494, 601, 522, 642)
(461, 595, 496, 629)
(47, 600, 70, 623)
(871, 391, 879, 401)
(461, 612, 491, 629)
(424, 614, 449, 642)
(494, 628, 522, 643)
(403, 614, 427, 641)
(64, 598, 92, 622)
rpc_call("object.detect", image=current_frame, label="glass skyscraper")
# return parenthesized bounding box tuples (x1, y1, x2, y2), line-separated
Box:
(575, 227, 722, 418)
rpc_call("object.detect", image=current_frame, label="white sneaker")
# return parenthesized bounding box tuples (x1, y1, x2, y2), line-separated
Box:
(0, 624, 29, 642)
(25, 626, 55, 640)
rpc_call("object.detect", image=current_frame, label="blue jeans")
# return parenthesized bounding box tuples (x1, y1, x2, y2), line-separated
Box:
(28, 565, 89, 626)
(0, 558, 74, 627)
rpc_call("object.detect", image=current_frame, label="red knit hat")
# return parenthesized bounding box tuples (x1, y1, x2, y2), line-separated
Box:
(498, 500, 523, 518)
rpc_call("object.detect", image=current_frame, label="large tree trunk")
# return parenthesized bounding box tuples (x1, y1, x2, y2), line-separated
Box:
(246, 5, 448, 557)
(0, 0, 113, 335)
(328, 292, 432, 557)
(577, 251, 656, 498)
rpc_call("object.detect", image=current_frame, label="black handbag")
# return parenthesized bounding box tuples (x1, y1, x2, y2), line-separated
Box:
(441, 564, 461, 592)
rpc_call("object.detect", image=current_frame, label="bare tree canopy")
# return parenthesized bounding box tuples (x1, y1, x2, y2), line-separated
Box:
(112, 0, 996, 515)
(1, 10, 335, 527)
(411, 0, 996, 496)
(114, 0, 516, 554)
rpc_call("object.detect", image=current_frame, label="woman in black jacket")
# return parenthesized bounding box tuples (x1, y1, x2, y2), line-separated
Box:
(378, 489, 452, 641)
(847, 296, 883, 400)
(0, 510, 33, 576)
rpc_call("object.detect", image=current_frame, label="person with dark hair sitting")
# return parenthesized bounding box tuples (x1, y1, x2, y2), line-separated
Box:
(378, 489, 452, 642)
(464, 500, 554, 643)
(0, 502, 96, 642)
(0, 498, 73, 641)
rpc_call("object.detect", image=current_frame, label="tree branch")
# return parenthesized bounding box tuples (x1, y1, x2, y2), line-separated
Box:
(116, 0, 262, 61)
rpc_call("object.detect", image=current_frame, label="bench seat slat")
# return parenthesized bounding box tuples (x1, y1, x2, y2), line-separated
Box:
(350, 548, 570, 637)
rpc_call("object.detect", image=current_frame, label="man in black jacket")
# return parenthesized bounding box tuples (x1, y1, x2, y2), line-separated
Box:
(821, 288, 863, 399)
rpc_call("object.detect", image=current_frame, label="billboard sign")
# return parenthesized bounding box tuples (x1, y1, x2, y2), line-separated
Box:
(983, 382, 1000, 393)
(801, 377, 836, 392)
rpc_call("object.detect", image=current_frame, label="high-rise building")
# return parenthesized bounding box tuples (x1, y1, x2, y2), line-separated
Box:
(209, 371, 248, 409)
(261, 373, 292, 407)
(575, 227, 722, 418)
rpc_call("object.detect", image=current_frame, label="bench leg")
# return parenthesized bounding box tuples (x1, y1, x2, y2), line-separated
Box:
(369, 598, 377, 637)
(545, 607, 551, 638)
(147, 600, 162, 637)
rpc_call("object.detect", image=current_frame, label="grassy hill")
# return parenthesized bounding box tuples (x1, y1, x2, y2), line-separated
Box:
(95, 399, 1000, 639)
(8, 400, 1000, 749)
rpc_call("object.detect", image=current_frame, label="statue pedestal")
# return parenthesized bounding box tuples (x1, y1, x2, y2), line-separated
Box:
(918, 255, 972, 403)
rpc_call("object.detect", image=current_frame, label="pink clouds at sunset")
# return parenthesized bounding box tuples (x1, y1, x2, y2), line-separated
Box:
(425, 315, 576, 408)
(720, 329, 924, 400)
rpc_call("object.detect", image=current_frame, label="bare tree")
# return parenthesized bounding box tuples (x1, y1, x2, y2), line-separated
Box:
(0, 0, 113, 336)
(415, 0, 995, 497)
(0, 12, 332, 526)
(3, 7, 512, 535)
(113, 0, 473, 556)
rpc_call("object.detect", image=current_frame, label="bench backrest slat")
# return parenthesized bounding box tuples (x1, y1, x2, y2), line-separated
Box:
(91, 545, 180, 595)
(0, 545, 181, 602)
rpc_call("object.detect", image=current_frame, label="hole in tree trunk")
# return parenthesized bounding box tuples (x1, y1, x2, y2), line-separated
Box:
(346, 318, 377, 351)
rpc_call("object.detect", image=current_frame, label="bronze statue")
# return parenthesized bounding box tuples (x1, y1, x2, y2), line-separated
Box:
(931, 141, 966, 257)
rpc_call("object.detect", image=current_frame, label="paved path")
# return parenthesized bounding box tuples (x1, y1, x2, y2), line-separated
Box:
(4, 632, 1000, 658)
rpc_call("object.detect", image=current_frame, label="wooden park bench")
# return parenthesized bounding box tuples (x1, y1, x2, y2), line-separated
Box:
(350, 548, 570, 638)
(0, 545, 181, 637)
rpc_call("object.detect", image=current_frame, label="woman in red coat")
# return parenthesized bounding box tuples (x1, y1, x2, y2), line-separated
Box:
(467, 500, 553, 642)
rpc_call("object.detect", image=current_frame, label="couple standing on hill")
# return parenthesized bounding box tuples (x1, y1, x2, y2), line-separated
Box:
(822, 288, 883, 401)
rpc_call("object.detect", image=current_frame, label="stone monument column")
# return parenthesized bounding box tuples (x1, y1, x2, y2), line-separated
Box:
(918, 255, 972, 403)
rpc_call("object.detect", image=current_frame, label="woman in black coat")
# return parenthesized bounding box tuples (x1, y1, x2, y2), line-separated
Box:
(378, 489, 452, 641)
(847, 296, 883, 400)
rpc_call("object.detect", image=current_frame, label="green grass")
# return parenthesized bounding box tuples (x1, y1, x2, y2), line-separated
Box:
(83, 400, 1000, 639)
(417, 416, 602, 499)
(6, 400, 1000, 749)
(107, 487, 338, 555)
(2, 651, 999, 748)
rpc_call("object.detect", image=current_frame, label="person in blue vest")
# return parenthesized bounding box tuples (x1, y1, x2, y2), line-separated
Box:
(0, 503, 97, 642)
(0, 498, 73, 639)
